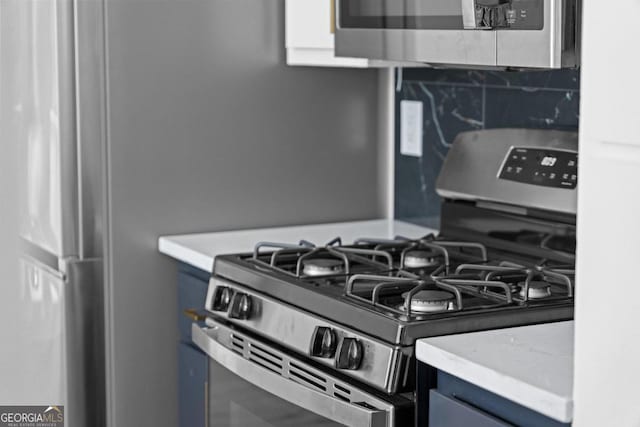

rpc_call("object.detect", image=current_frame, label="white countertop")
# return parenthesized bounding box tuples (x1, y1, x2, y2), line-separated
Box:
(417, 321, 574, 423)
(158, 219, 435, 272)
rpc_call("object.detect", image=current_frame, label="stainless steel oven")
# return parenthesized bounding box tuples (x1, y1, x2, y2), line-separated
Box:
(335, 0, 580, 69)
(189, 128, 578, 427)
(193, 320, 410, 427)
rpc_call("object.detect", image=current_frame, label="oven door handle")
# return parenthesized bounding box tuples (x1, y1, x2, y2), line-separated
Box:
(192, 323, 390, 427)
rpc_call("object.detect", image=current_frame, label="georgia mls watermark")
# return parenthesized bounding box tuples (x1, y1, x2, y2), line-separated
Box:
(0, 406, 64, 427)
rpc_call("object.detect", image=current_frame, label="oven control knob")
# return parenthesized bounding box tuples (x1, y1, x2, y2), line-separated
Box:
(310, 327, 337, 358)
(211, 286, 233, 312)
(229, 293, 252, 320)
(335, 338, 363, 370)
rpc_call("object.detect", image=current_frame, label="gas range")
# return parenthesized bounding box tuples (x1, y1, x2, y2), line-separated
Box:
(193, 128, 579, 427)
(206, 232, 574, 394)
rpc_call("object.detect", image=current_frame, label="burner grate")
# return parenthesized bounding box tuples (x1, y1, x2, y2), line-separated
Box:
(346, 269, 513, 319)
(250, 239, 395, 278)
(241, 235, 574, 321)
(450, 262, 574, 303)
(355, 234, 489, 275)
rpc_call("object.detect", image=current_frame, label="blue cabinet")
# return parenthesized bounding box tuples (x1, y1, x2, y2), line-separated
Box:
(420, 363, 571, 427)
(179, 342, 208, 427)
(429, 390, 512, 427)
(177, 264, 209, 342)
(177, 263, 210, 427)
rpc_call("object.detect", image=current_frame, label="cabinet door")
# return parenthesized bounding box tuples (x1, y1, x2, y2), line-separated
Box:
(177, 269, 209, 343)
(286, 0, 334, 49)
(580, 0, 640, 146)
(429, 390, 513, 427)
(575, 1, 640, 425)
(179, 343, 208, 427)
(285, 0, 376, 67)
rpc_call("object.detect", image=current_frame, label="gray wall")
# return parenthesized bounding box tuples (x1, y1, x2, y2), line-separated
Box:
(104, 1, 382, 426)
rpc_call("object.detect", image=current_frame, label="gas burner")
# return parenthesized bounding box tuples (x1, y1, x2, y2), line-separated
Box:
(302, 258, 345, 277)
(451, 262, 574, 303)
(403, 250, 439, 269)
(402, 290, 456, 313)
(518, 280, 552, 299)
(251, 240, 396, 279)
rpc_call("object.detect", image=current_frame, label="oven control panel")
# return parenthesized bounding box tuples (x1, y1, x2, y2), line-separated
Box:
(204, 278, 410, 393)
(499, 147, 578, 189)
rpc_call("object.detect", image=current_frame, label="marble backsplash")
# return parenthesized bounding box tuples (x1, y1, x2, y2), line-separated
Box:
(394, 68, 580, 227)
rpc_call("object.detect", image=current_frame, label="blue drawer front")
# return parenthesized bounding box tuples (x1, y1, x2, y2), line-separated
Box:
(436, 371, 571, 427)
(429, 390, 513, 427)
(178, 342, 208, 427)
(177, 264, 209, 343)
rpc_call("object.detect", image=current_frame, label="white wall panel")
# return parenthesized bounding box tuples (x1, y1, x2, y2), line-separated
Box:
(574, 0, 640, 425)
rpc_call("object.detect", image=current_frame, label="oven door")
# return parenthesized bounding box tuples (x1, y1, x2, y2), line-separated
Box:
(335, 0, 575, 69)
(192, 320, 403, 427)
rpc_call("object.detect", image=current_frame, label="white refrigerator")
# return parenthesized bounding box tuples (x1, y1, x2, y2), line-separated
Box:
(1, 1, 105, 426)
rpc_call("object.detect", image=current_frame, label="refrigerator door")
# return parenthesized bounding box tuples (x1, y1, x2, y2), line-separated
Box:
(15, 0, 78, 258)
(0, 253, 104, 427)
(0, 256, 66, 405)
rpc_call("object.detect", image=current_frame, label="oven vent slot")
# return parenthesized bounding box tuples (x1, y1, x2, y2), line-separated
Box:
(290, 362, 326, 384)
(230, 334, 245, 355)
(247, 342, 284, 374)
(225, 329, 388, 412)
(334, 383, 351, 395)
(289, 362, 327, 392)
(332, 383, 353, 402)
(333, 392, 350, 402)
(290, 371, 326, 392)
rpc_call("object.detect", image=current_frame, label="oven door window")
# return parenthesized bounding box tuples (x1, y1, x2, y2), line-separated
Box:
(339, 0, 465, 30)
(208, 359, 342, 427)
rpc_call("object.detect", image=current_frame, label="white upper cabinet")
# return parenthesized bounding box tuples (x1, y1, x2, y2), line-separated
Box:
(285, 0, 395, 68)
(580, 0, 640, 147)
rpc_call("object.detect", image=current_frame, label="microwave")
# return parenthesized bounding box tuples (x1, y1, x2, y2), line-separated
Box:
(335, 0, 580, 69)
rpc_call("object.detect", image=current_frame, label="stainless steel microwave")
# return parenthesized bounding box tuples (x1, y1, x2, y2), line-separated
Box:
(335, 0, 580, 69)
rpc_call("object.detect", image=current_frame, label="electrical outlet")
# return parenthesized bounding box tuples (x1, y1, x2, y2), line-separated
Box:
(400, 100, 423, 157)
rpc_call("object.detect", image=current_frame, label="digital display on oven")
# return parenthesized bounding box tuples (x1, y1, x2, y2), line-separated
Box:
(499, 147, 578, 189)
